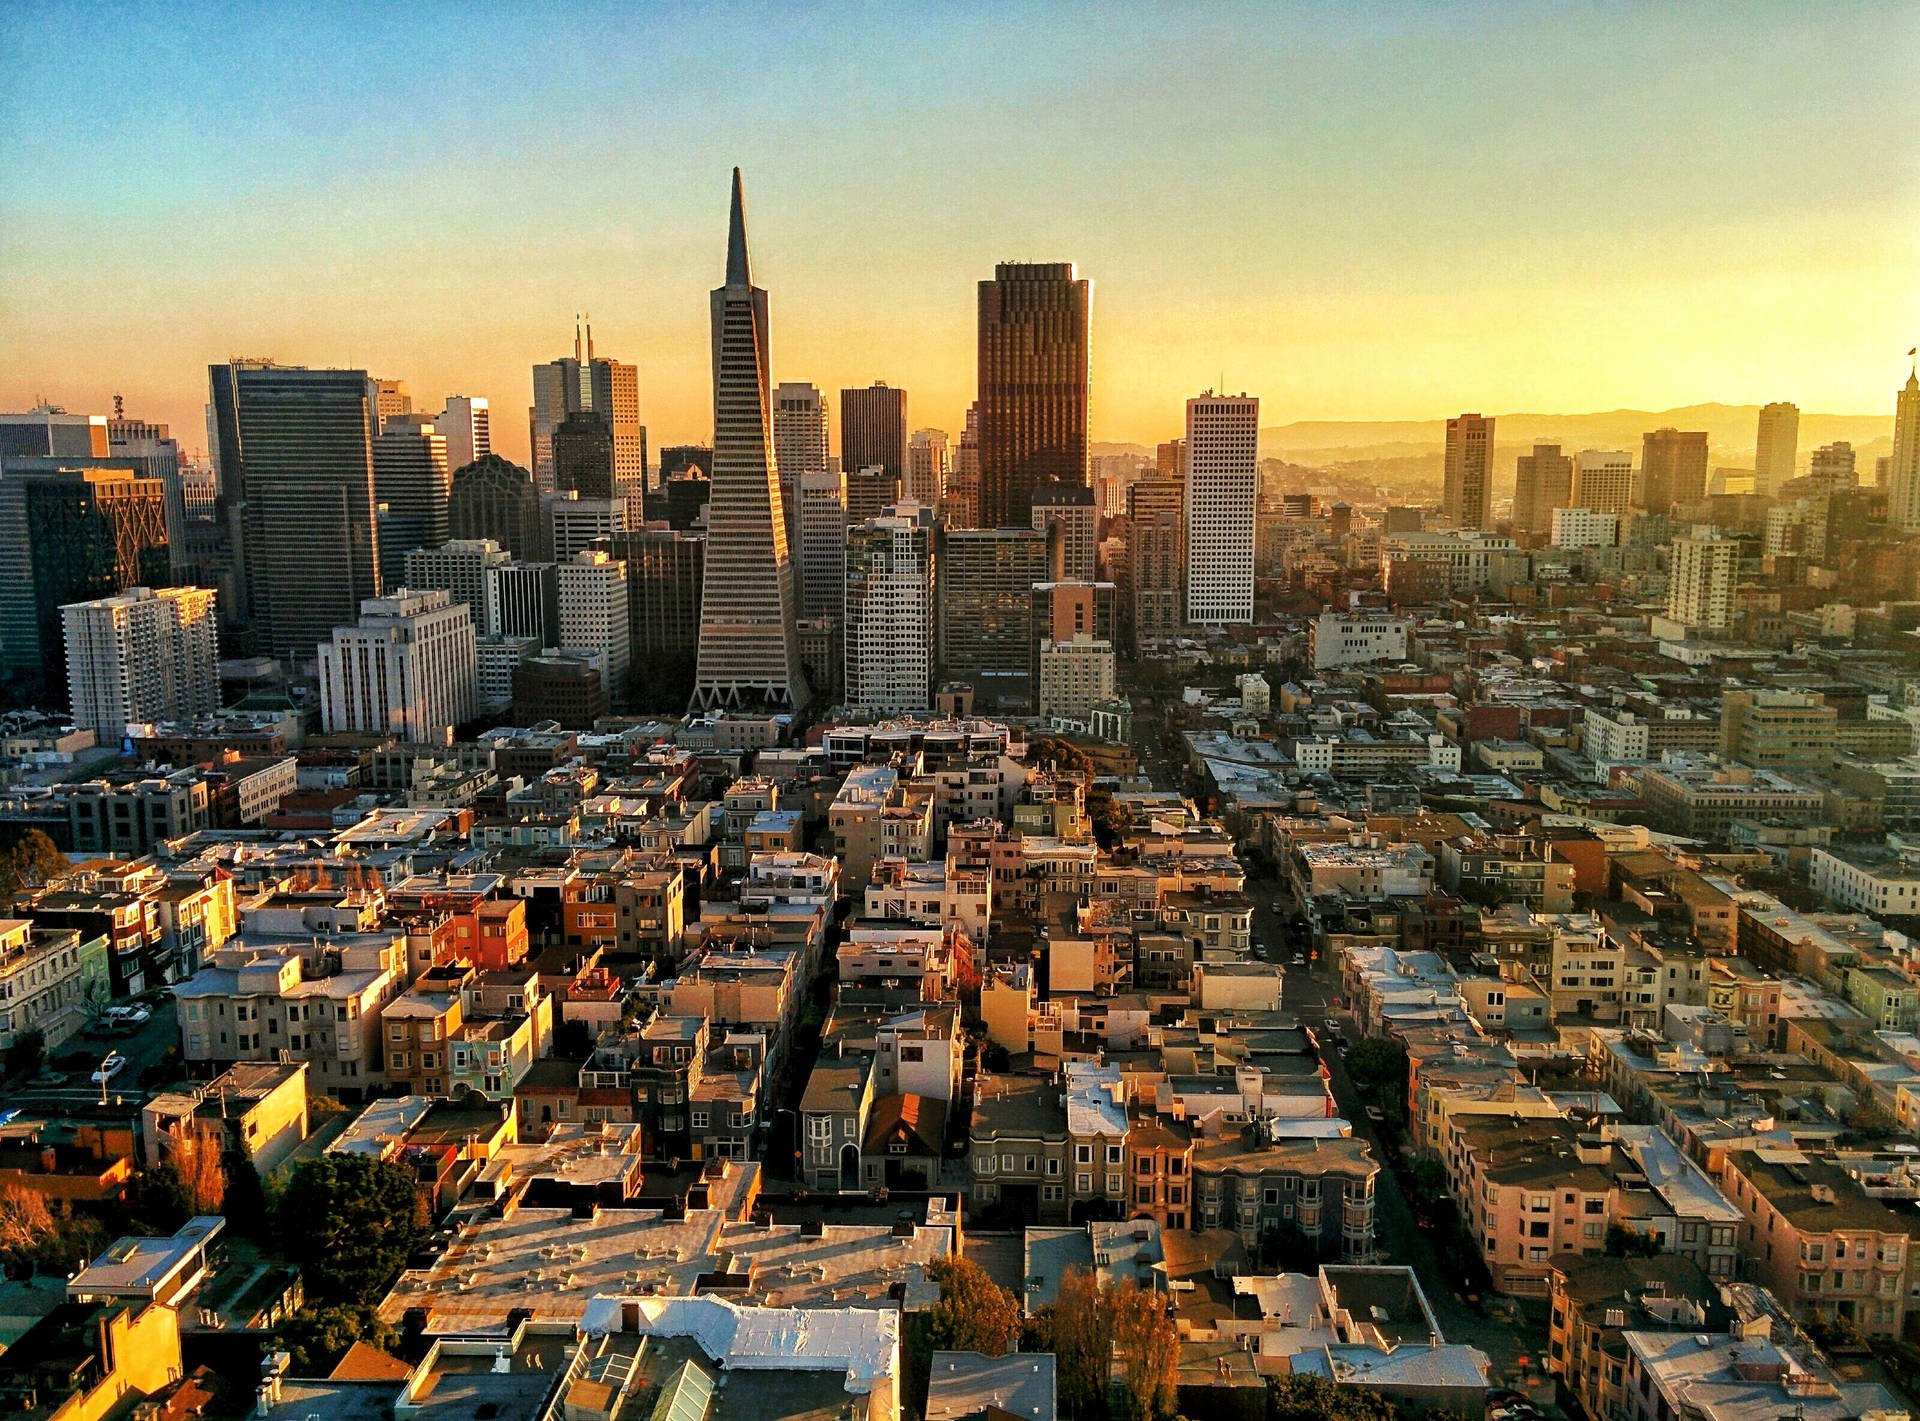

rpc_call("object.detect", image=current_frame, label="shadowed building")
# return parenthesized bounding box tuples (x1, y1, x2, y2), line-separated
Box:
(689, 170, 809, 712)
(1511, 443, 1573, 539)
(840, 383, 907, 492)
(449, 454, 543, 560)
(977, 262, 1090, 529)
(1441, 412, 1494, 530)
(1638, 428, 1709, 513)
(529, 321, 645, 498)
(373, 421, 450, 589)
(210, 361, 382, 665)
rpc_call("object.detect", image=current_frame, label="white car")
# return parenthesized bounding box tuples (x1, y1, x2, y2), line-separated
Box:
(103, 1005, 151, 1028)
(91, 1052, 128, 1085)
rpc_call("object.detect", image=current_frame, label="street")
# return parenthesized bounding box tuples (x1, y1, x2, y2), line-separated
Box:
(9, 1000, 183, 1111)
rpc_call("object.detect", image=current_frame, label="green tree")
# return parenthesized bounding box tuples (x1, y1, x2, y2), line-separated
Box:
(1605, 1224, 1662, 1258)
(273, 1303, 397, 1375)
(1344, 1038, 1407, 1093)
(124, 1160, 197, 1236)
(276, 1154, 429, 1305)
(1268, 1374, 1399, 1421)
(4, 1028, 44, 1080)
(1027, 736, 1095, 778)
(1085, 789, 1130, 852)
(0, 830, 67, 907)
(925, 1256, 1021, 1358)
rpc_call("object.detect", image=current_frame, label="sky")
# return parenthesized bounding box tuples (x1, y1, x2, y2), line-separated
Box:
(2, 1, 1916, 462)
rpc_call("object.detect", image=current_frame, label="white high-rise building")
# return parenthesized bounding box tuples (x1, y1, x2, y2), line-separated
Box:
(1572, 449, 1634, 517)
(317, 589, 478, 743)
(1891, 361, 1920, 533)
(906, 428, 950, 506)
(844, 502, 936, 714)
(1550, 507, 1620, 549)
(61, 586, 219, 739)
(1753, 401, 1799, 498)
(547, 492, 626, 561)
(797, 470, 848, 622)
(556, 549, 630, 694)
(774, 382, 831, 542)
(435, 395, 492, 474)
(1184, 392, 1259, 625)
(404, 538, 512, 632)
(1666, 528, 1737, 631)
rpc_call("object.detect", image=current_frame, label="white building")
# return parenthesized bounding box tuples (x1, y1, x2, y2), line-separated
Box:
(906, 428, 950, 506)
(1666, 528, 1737, 631)
(1037, 634, 1117, 722)
(404, 538, 511, 631)
(1572, 450, 1634, 516)
(1550, 507, 1620, 549)
(433, 395, 491, 474)
(62, 586, 219, 740)
(1309, 611, 1410, 669)
(1810, 844, 1920, 917)
(475, 634, 537, 715)
(556, 550, 630, 693)
(1382, 530, 1521, 593)
(1184, 392, 1259, 625)
(1239, 672, 1271, 714)
(774, 382, 831, 540)
(797, 469, 848, 623)
(547, 492, 625, 561)
(317, 589, 478, 742)
(845, 502, 936, 715)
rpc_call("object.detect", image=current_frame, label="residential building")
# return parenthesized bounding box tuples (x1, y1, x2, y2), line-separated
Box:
(1571, 450, 1634, 517)
(1441, 413, 1494, 530)
(1127, 476, 1183, 646)
(845, 502, 937, 714)
(0, 919, 110, 1053)
(61, 586, 219, 739)
(1037, 634, 1116, 722)
(1512, 443, 1573, 538)
(1550, 507, 1619, 549)
(1811, 843, 1920, 917)
(1666, 529, 1737, 630)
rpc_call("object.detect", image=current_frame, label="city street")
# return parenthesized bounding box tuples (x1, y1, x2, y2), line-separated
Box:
(9, 1000, 183, 1112)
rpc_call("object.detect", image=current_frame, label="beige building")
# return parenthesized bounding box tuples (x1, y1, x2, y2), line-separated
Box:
(1721, 690, 1836, 770)
(1665, 529, 1736, 630)
(1036, 633, 1116, 722)
(62, 585, 220, 740)
(1441, 413, 1494, 530)
(317, 589, 478, 742)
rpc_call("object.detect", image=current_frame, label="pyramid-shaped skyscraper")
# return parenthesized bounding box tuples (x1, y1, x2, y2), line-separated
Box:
(690, 169, 810, 712)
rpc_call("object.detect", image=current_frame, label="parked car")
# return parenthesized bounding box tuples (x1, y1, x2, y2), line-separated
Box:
(103, 1005, 151, 1028)
(1291, 953, 1306, 966)
(29, 1069, 68, 1088)
(91, 1052, 127, 1085)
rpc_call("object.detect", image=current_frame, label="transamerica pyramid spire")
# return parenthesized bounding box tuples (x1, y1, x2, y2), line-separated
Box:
(690, 169, 810, 713)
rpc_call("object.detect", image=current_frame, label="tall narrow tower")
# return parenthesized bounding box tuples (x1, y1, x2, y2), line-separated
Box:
(1891, 356, 1920, 533)
(690, 169, 810, 712)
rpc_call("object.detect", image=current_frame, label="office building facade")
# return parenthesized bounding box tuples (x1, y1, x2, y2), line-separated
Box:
(840, 383, 908, 492)
(1441, 412, 1494, 530)
(372, 422, 451, 590)
(1128, 476, 1183, 647)
(317, 589, 478, 742)
(797, 470, 848, 623)
(1666, 529, 1737, 631)
(1572, 449, 1634, 517)
(1754, 402, 1799, 498)
(448, 454, 543, 560)
(845, 503, 937, 715)
(1184, 393, 1259, 625)
(938, 527, 1048, 702)
(529, 323, 644, 497)
(977, 262, 1090, 530)
(556, 549, 630, 695)
(1639, 428, 1710, 513)
(1891, 364, 1920, 532)
(1512, 443, 1573, 539)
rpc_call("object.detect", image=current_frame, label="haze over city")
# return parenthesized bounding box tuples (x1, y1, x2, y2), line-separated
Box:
(3, 1, 1916, 457)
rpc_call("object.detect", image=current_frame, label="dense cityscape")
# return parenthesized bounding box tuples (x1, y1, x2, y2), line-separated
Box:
(4, 9, 1920, 1421)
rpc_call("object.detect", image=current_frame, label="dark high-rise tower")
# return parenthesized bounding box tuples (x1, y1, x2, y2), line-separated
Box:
(210, 362, 382, 664)
(840, 383, 908, 492)
(1638, 428, 1710, 513)
(977, 262, 1090, 529)
(1441, 413, 1494, 530)
(690, 169, 809, 712)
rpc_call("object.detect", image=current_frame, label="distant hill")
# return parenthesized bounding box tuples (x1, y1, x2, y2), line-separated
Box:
(1261, 405, 1893, 471)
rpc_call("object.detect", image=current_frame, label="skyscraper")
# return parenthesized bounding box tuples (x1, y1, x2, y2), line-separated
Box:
(946, 402, 981, 530)
(552, 410, 616, 498)
(1809, 441, 1856, 489)
(797, 470, 848, 622)
(774, 382, 830, 541)
(1572, 449, 1634, 516)
(977, 262, 1091, 529)
(1511, 443, 1573, 539)
(1441, 413, 1494, 530)
(449, 455, 544, 560)
(906, 428, 950, 506)
(840, 383, 908, 492)
(373, 421, 451, 590)
(368, 378, 411, 429)
(1754, 402, 1799, 498)
(689, 169, 810, 712)
(1666, 528, 1737, 631)
(435, 395, 492, 474)
(1031, 479, 1097, 582)
(938, 527, 1048, 704)
(1128, 477, 1184, 649)
(1638, 428, 1709, 513)
(405, 538, 511, 631)
(844, 502, 936, 715)
(557, 549, 630, 695)
(62, 586, 219, 739)
(106, 411, 187, 577)
(210, 361, 382, 665)
(606, 525, 704, 699)
(529, 323, 644, 497)
(1891, 359, 1920, 533)
(1184, 393, 1259, 625)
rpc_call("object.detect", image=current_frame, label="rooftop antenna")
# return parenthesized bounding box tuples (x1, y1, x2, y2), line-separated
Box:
(113, 393, 124, 420)
(574, 315, 582, 362)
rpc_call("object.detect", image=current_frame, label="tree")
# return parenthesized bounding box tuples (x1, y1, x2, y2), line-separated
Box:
(276, 1154, 429, 1306)
(1344, 1038, 1407, 1094)
(1106, 1280, 1178, 1421)
(1040, 1268, 1108, 1420)
(0, 1185, 54, 1262)
(1268, 1374, 1399, 1421)
(124, 1161, 196, 1236)
(0, 830, 67, 907)
(1027, 736, 1095, 779)
(925, 1256, 1020, 1358)
(4, 1028, 43, 1081)
(273, 1304, 397, 1376)
(1085, 789, 1130, 852)
(1605, 1224, 1662, 1258)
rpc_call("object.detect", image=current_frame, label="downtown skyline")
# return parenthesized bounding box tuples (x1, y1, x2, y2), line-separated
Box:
(3, 2, 1916, 459)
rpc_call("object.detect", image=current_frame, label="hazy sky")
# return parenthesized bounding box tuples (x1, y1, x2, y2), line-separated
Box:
(2, 1, 1916, 461)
